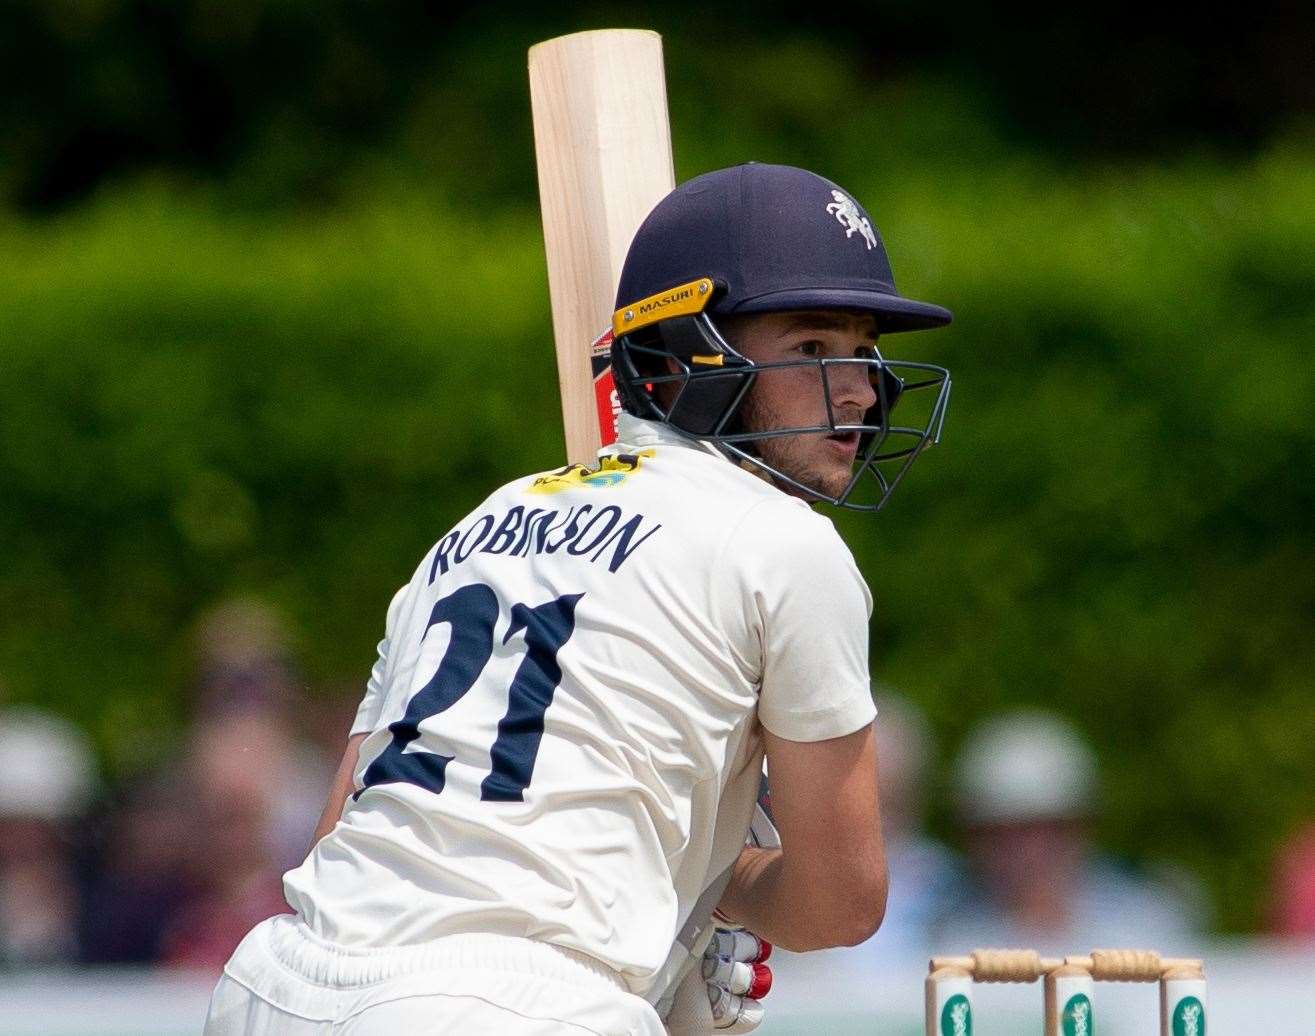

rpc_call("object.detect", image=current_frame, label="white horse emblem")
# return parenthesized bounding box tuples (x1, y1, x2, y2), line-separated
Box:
(825, 190, 877, 250)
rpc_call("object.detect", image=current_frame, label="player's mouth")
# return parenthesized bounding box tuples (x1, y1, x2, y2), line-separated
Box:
(825, 430, 860, 456)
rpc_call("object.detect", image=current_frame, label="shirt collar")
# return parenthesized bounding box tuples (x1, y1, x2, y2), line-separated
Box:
(606, 413, 779, 490)
(606, 412, 723, 457)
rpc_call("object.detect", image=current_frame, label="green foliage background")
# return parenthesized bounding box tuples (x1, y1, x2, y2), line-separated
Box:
(1, 9, 1312, 932)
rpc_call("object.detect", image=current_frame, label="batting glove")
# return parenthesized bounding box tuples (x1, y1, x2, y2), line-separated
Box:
(703, 928, 772, 1032)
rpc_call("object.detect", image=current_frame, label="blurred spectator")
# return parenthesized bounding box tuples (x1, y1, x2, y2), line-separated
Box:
(0, 706, 96, 967)
(192, 597, 300, 716)
(1271, 821, 1315, 938)
(850, 693, 960, 959)
(79, 597, 336, 969)
(187, 597, 331, 871)
(931, 710, 1206, 955)
(156, 712, 296, 968)
(157, 597, 332, 968)
(79, 776, 193, 964)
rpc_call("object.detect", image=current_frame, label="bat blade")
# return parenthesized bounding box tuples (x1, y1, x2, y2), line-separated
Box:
(529, 28, 675, 465)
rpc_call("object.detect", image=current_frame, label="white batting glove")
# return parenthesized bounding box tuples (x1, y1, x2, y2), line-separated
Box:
(698, 777, 777, 1032)
(664, 772, 780, 1035)
(664, 927, 772, 1035)
(702, 927, 772, 1032)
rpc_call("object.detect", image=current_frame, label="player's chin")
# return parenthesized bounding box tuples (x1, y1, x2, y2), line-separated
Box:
(816, 440, 860, 491)
(795, 456, 856, 501)
(763, 438, 856, 501)
(815, 471, 856, 500)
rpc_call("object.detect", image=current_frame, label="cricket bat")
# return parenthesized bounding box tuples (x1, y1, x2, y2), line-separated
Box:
(528, 31, 778, 1022)
(528, 28, 675, 465)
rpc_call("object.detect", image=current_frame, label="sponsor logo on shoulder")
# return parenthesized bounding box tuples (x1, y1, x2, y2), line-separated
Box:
(529, 451, 655, 495)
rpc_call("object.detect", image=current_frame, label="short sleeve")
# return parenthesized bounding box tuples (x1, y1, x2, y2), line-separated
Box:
(349, 584, 409, 736)
(726, 499, 876, 742)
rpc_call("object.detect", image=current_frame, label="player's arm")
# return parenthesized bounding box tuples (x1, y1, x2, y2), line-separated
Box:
(716, 722, 885, 952)
(305, 584, 407, 850)
(308, 732, 368, 848)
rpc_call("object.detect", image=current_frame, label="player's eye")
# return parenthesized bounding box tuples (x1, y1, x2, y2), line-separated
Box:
(854, 343, 878, 360)
(796, 340, 823, 357)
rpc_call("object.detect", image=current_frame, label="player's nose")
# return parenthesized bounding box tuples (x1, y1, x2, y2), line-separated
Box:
(827, 358, 878, 414)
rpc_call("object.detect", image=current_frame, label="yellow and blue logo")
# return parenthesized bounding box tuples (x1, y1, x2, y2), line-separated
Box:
(529, 451, 655, 495)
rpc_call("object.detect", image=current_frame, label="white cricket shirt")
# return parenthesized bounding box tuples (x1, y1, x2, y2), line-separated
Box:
(282, 414, 877, 997)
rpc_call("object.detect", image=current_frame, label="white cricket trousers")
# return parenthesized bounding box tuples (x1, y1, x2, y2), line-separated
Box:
(204, 914, 667, 1036)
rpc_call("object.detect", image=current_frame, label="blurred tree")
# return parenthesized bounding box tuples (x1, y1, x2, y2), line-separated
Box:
(1, 1, 1311, 210)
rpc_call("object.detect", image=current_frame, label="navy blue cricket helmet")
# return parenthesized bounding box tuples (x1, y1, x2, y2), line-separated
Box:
(610, 163, 953, 512)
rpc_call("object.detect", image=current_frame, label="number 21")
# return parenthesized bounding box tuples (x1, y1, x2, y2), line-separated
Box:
(357, 582, 582, 803)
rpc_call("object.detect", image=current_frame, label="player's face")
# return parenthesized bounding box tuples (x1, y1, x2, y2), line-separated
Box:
(725, 310, 880, 500)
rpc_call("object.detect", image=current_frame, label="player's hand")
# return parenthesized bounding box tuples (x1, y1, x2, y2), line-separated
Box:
(702, 927, 772, 1033)
(664, 926, 772, 1035)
